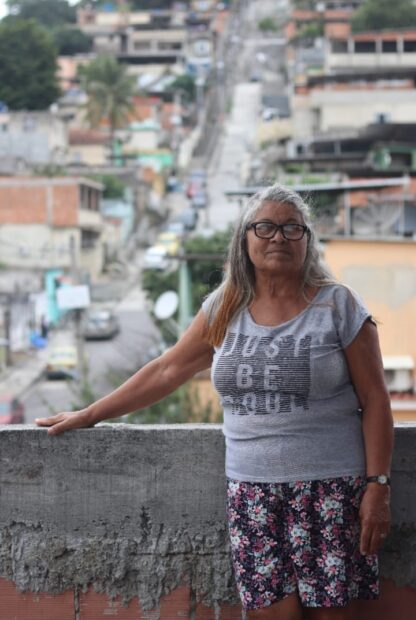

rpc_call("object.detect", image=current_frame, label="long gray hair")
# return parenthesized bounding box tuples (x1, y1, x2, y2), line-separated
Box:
(205, 183, 336, 345)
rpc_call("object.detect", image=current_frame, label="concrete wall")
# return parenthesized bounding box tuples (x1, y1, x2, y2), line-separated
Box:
(292, 89, 416, 137)
(1, 424, 416, 619)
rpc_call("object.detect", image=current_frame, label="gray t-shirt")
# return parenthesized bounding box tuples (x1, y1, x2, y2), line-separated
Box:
(203, 284, 371, 483)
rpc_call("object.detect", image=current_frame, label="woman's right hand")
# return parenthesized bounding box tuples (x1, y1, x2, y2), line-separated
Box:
(35, 408, 94, 435)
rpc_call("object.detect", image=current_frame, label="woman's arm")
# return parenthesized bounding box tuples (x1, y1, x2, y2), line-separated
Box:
(35, 310, 214, 435)
(344, 319, 394, 555)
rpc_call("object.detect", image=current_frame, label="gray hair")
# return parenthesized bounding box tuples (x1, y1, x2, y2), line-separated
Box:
(208, 183, 336, 318)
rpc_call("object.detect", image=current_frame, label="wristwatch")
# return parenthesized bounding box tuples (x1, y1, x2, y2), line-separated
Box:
(366, 475, 391, 486)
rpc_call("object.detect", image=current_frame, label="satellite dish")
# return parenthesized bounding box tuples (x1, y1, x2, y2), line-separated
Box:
(154, 291, 179, 320)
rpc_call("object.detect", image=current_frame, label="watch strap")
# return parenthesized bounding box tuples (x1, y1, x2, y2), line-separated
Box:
(366, 475, 391, 486)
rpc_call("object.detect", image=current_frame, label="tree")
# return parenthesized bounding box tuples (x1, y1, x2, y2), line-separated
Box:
(54, 27, 93, 56)
(141, 228, 231, 344)
(352, 0, 416, 32)
(0, 19, 60, 110)
(258, 17, 279, 32)
(166, 74, 196, 104)
(89, 173, 126, 199)
(6, 0, 76, 28)
(79, 54, 136, 159)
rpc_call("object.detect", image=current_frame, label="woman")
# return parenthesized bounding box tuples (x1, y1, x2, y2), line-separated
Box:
(36, 184, 393, 620)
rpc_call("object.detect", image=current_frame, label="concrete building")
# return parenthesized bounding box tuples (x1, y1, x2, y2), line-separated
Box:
(326, 29, 416, 73)
(323, 236, 416, 419)
(291, 71, 416, 142)
(280, 123, 416, 175)
(75, 6, 219, 82)
(0, 177, 105, 280)
(68, 129, 110, 166)
(0, 110, 68, 172)
(76, 8, 188, 78)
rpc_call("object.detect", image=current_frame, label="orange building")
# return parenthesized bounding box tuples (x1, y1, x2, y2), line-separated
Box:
(323, 237, 416, 421)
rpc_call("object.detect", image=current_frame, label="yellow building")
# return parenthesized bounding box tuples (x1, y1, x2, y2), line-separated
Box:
(323, 237, 416, 421)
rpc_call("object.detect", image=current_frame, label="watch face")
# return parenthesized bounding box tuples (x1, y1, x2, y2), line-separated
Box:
(378, 475, 388, 484)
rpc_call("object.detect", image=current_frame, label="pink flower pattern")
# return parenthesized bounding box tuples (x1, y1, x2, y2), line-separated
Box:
(226, 477, 379, 610)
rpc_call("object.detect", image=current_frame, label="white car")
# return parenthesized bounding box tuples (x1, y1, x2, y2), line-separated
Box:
(143, 245, 170, 271)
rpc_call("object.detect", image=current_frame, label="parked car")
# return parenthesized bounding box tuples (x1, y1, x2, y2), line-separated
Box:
(0, 395, 25, 424)
(191, 191, 209, 210)
(164, 220, 187, 238)
(177, 208, 198, 231)
(143, 245, 170, 271)
(82, 309, 120, 340)
(185, 169, 207, 198)
(155, 231, 181, 256)
(46, 345, 78, 379)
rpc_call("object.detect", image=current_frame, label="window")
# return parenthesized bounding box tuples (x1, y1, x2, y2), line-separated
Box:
(355, 41, 376, 53)
(382, 40, 397, 53)
(81, 229, 99, 250)
(374, 112, 391, 124)
(404, 40, 416, 52)
(158, 42, 182, 51)
(331, 40, 348, 53)
(134, 41, 151, 50)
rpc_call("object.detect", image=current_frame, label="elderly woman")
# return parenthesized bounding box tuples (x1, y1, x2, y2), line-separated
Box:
(36, 184, 393, 620)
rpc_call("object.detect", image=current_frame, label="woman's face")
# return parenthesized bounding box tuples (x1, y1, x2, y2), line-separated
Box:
(245, 201, 309, 278)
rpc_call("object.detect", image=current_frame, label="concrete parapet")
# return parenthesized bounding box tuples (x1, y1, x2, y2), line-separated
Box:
(0, 423, 416, 619)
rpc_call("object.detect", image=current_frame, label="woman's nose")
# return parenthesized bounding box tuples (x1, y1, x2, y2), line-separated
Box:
(270, 227, 285, 241)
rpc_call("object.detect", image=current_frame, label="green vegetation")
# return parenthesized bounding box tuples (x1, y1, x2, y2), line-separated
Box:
(142, 228, 229, 312)
(54, 27, 93, 55)
(352, 0, 416, 32)
(166, 74, 196, 104)
(258, 17, 279, 32)
(0, 18, 60, 110)
(79, 54, 136, 158)
(291, 21, 324, 43)
(142, 228, 230, 344)
(292, 0, 316, 8)
(89, 173, 126, 199)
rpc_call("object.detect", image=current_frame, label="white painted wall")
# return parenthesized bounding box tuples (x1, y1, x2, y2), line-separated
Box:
(292, 89, 416, 138)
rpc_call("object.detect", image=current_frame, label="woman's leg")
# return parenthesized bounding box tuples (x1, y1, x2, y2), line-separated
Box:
(305, 603, 354, 620)
(248, 592, 304, 620)
(227, 480, 299, 613)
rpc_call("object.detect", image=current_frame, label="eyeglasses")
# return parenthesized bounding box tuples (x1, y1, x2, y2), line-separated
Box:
(247, 221, 310, 241)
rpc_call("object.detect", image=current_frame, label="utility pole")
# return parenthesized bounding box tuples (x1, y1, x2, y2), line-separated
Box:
(69, 234, 85, 382)
(3, 301, 12, 367)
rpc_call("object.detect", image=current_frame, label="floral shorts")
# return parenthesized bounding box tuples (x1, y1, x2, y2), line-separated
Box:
(226, 476, 379, 610)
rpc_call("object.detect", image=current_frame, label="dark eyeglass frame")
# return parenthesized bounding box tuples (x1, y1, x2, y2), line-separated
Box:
(246, 221, 310, 241)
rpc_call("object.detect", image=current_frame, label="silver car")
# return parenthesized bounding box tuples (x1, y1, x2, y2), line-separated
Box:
(82, 309, 120, 340)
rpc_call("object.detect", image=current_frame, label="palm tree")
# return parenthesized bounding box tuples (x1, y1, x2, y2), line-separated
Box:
(79, 54, 136, 162)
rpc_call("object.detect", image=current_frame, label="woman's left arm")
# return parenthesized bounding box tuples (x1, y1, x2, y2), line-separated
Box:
(344, 319, 394, 556)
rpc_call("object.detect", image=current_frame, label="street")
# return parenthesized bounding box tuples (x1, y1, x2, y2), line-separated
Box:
(22, 287, 160, 423)
(20, 0, 289, 422)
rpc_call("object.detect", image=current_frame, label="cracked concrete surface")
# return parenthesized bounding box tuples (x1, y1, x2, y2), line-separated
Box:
(0, 424, 415, 609)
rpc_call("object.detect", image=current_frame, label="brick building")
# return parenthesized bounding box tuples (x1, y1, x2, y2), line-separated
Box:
(0, 177, 104, 279)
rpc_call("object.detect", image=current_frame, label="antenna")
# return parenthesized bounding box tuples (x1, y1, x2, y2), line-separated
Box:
(154, 291, 179, 320)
